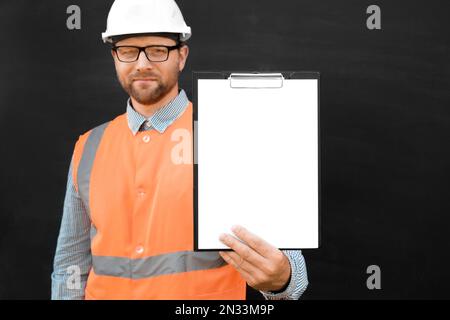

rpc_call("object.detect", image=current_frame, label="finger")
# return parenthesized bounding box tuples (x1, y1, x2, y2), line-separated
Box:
(223, 250, 258, 274)
(219, 251, 244, 269)
(219, 251, 256, 283)
(231, 225, 277, 258)
(219, 233, 266, 267)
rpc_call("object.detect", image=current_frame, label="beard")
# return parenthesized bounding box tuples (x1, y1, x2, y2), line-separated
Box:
(118, 68, 179, 105)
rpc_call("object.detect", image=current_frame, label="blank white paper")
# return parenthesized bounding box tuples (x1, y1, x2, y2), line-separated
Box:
(196, 77, 319, 250)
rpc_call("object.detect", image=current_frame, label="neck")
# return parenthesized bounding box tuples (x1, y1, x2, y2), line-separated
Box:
(130, 84, 179, 118)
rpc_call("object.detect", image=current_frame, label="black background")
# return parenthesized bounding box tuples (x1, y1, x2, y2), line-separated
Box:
(0, 0, 449, 299)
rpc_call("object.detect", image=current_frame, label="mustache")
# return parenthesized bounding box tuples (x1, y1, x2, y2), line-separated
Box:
(130, 72, 159, 80)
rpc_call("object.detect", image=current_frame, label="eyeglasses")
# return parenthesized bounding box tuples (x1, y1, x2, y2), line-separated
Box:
(112, 44, 182, 63)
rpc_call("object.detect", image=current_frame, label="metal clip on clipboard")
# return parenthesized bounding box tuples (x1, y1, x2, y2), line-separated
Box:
(228, 73, 284, 89)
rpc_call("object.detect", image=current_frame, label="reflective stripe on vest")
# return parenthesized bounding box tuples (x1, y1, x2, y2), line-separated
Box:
(77, 121, 110, 218)
(92, 251, 226, 279)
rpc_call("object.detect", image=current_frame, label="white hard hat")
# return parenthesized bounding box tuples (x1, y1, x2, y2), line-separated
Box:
(102, 0, 191, 44)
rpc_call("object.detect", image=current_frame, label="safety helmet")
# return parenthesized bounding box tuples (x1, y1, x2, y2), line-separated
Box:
(102, 0, 191, 44)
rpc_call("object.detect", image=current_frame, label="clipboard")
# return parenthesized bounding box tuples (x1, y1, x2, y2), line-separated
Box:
(193, 71, 321, 251)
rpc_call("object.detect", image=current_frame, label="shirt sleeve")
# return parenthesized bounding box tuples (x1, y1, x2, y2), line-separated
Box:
(259, 250, 309, 300)
(51, 156, 92, 300)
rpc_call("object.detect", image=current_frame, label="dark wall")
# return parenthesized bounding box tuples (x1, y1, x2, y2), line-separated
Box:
(0, 0, 449, 299)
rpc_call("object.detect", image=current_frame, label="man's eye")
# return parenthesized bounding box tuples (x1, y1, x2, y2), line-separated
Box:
(149, 48, 166, 55)
(119, 48, 136, 55)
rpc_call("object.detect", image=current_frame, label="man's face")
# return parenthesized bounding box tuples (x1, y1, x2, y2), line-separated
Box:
(111, 35, 189, 105)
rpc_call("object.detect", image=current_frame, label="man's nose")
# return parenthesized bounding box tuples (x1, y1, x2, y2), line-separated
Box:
(135, 50, 154, 70)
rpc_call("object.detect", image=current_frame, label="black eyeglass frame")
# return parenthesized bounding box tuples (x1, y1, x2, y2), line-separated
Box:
(111, 44, 182, 63)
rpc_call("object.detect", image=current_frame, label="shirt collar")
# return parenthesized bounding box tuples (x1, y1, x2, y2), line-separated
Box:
(126, 89, 189, 135)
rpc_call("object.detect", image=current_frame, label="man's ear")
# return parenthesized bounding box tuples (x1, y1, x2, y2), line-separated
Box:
(178, 44, 189, 72)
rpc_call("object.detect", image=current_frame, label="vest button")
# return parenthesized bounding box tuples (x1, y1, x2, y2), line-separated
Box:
(142, 135, 150, 143)
(135, 245, 144, 254)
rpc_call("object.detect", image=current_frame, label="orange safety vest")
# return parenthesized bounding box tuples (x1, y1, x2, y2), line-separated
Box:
(71, 102, 246, 299)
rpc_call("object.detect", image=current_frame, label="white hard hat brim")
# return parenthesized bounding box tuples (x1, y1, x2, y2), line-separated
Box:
(102, 28, 191, 44)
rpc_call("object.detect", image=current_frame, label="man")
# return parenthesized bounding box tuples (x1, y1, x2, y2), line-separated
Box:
(51, 0, 309, 300)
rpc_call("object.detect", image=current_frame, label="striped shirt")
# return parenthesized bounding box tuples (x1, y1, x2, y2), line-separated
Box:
(51, 89, 309, 300)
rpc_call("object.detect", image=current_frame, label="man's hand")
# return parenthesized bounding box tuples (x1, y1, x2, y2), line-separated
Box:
(218, 225, 291, 292)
